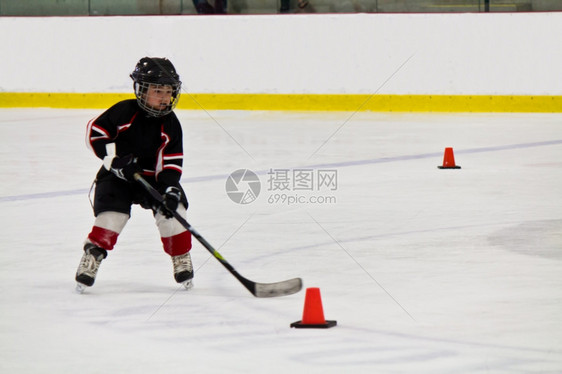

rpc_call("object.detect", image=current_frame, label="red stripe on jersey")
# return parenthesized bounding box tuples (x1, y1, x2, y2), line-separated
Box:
(90, 124, 111, 140)
(117, 112, 137, 133)
(155, 128, 170, 178)
(163, 153, 183, 160)
(163, 164, 183, 173)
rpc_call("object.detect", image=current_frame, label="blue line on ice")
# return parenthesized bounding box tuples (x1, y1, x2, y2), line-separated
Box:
(1, 139, 561, 203)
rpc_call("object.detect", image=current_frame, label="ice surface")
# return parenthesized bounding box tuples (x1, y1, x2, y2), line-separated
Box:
(1, 109, 561, 373)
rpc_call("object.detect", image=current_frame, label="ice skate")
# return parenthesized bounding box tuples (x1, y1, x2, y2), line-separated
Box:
(172, 252, 193, 289)
(75, 243, 107, 292)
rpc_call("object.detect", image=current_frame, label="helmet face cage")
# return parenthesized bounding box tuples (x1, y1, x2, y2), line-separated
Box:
(130, 57, 182, 117)
(133, 81, 181, 117)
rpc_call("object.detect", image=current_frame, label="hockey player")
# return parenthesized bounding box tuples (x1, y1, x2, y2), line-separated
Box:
(75, 57, 193, 292)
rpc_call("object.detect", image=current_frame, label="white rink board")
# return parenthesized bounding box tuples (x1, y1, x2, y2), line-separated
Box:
(0, 13, 561, 95)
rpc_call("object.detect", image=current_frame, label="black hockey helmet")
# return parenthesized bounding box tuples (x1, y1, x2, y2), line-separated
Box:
(130, 57, 182, 117)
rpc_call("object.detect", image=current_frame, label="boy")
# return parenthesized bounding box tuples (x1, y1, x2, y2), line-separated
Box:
(75, 57, 193, 292)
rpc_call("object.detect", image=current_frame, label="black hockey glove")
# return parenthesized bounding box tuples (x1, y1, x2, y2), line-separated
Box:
(105, 154, 141, 182)
(159, 186, 181, 218)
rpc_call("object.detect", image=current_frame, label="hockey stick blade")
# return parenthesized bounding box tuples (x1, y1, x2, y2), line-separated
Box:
(253, 277, 303, 298)
(134, 173, 303, 298)
(217, 256, 302, 297)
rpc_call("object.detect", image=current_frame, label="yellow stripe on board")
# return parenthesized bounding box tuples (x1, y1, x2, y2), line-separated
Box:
(1, 93, 561, 112)
(0, 93, 136, 109)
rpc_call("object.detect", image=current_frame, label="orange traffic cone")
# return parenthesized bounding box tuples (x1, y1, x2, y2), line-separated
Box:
(291, 287, 337, 328)
(438, 147, 461, 169)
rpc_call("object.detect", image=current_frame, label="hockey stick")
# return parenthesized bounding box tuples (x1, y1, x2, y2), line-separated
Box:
(134, 173, 303, 298)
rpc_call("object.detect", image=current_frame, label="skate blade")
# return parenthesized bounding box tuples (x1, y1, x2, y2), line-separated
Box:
(181, 280, 193, 290)
(75, 283, 87, 294)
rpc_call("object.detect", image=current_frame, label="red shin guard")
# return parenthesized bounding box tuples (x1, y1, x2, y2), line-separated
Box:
(88, 226, 119, 250)
(161, 230, 192, 257)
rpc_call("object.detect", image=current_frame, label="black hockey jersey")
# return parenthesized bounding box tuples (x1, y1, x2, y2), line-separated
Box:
(86, 99, 183, 190)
